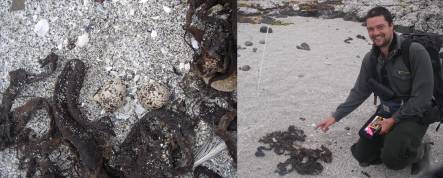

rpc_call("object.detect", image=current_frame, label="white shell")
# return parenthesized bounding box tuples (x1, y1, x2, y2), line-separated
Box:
(163, 6, 171, 13)
(34, 19, 49, 37)
(151, 30, 157, 39)
(76, 33, 89, 47)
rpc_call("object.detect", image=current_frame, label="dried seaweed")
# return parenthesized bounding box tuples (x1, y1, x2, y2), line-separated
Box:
(115, 108, 195, 177)
(0, 52, 58, 150)
(256, 126, 332, 176)
(193, 165, 223, 178)
(184, 0, 237, 88)
(215, 111, 237, 164)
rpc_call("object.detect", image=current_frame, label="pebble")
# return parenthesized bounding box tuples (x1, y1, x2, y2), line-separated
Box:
(356, 34, 366, 40)
(244, 41, 253, 46)
(252, 48, 258, 52)
(76, 33, 89, 47)
(259, 26, 273, 33)
(259, 40, 265, 44)
(345, 126, 350, 130)
(296, 42, 310, 51)
(34, 19, 49, 37)
(10, 0, 25, 11)
(299, 117, 306, 121)
(239, 65, 251, 71)
(344, 37, 353, 44)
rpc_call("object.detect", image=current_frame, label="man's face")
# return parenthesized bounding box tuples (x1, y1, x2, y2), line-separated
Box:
(366, 16, 394, 48)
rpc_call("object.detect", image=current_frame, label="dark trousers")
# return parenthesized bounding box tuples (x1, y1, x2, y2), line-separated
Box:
(351, 118, 428, 170)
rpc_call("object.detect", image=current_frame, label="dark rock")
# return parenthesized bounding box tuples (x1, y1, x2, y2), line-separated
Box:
(299, 117, 306, 121)
(361, 171, 370, 177)
(321, 11, 346, 19)
(10, 0, 25, 11)
(356, 55, 360, 58)
(273, 14, 289, 18)
(296, 42, 310, 51)
(259, 40, 265, 44)
(356, 34, 366, 40)
(278, 7, 298, 16)
(245, 41, 253, 46)
(261, 16, 277, 25)
(252, 48, 258, 52)
(239, 65, 251, 71)
(343, 13, 360, 22)
(344, 126, 350, 131)
(344, 37, 353, 44)
(255, 150, 265, 157)
(260, 26, 273, 33)
(297, 74, 304, 78)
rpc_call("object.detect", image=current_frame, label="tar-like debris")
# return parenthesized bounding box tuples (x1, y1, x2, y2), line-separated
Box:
(256, 125, 332, 176)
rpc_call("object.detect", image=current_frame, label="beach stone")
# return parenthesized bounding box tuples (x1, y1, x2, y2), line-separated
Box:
(259, 40, 265, 44)
(252, 48, 258, 52)
(296, 42, 310, 51)
(244, 41, 253, 46)
(10, 0, 25, 11)
(356, 34, 366, 40)
(238, 7, 260, 16)
(260, 26, 273, 33)
(93, 79, 127, 112)
(344, 37, 353, 44)
(137, 82, 170, 109)
(239, 65, 251, 71)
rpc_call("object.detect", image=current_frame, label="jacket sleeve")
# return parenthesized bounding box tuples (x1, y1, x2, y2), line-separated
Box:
(332, 53, 373, 122)
(392, 43, 434, 122)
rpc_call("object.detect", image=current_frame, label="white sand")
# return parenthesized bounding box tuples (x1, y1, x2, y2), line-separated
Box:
(238, 16, 443, 178)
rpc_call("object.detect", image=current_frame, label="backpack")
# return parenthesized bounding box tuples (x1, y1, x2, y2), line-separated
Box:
(400, 33, 443, 130)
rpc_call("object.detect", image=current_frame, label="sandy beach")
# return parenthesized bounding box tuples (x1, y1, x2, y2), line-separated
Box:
(238, 16, 443, 178)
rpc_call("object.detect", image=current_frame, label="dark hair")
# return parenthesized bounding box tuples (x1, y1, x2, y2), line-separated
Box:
(365, 6, 393, 25)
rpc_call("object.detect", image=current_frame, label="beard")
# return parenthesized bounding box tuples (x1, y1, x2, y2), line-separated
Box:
(371, 34, 391, 48)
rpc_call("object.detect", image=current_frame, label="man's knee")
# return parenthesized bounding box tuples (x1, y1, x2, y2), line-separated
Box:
(381, 139, 412, 170)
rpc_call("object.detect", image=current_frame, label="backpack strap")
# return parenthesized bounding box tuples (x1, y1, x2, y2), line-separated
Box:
(400, 38, 412, 72)
(369, 48, 380, 105)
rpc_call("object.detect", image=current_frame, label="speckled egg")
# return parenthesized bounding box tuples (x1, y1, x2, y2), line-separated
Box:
(93, 79, 126, 112)
(137, 82, 170, 109)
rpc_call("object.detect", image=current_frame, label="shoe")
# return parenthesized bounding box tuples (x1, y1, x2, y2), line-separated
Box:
(411, 135, 432, 175)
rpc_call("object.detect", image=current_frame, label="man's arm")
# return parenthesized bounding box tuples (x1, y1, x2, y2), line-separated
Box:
(332, 53, 374, 122)
(391, 43, 434, 122)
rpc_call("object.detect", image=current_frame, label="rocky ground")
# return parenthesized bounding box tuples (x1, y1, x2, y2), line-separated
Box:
(237, 1, 443, 178)
(0, 0, 236, 177)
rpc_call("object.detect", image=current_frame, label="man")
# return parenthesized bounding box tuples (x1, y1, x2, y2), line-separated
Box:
(316, 6, 434, 174)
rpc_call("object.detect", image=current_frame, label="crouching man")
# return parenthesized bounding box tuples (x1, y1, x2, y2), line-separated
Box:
(316, 6, 435, 175)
